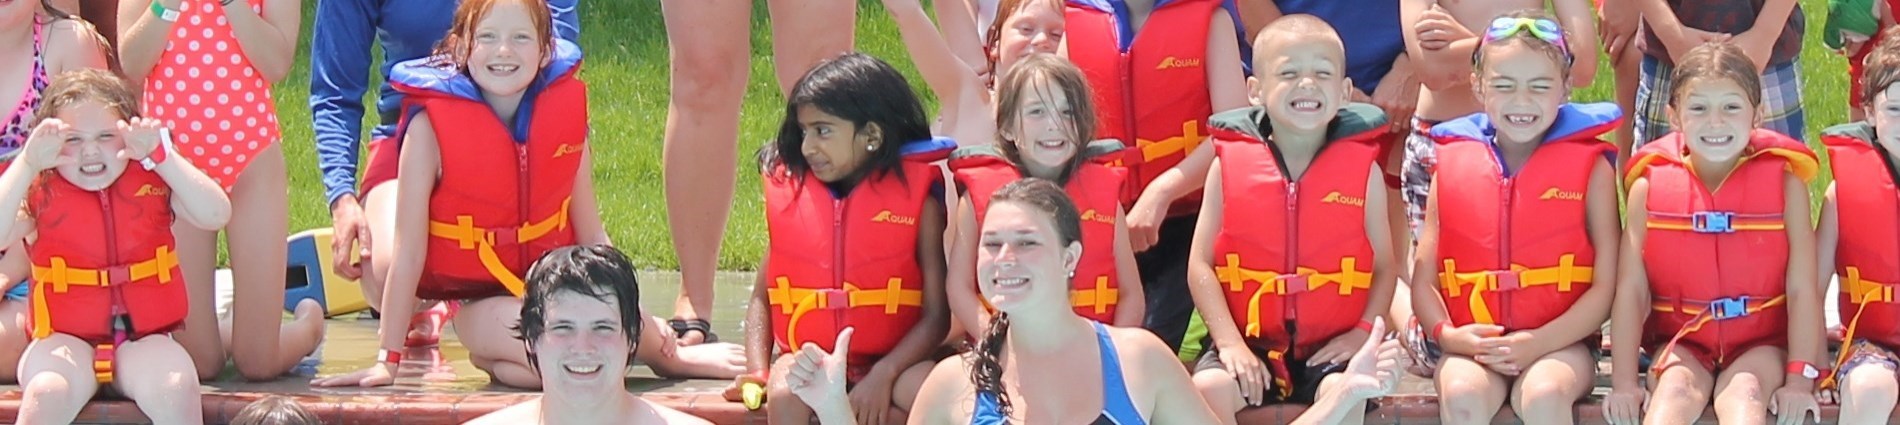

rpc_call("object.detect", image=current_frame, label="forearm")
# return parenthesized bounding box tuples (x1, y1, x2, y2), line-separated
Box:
(745, 276, 773, 375)
(0, 163, 40, 241)
(1750, 0, 1799, 36)
(1189, 261, 1248, 350)
(1417, 39, 1478, 91)
(224, 0, 301, 82)
(886, 1, 976, 116)
(118, 0, 178, 82)
(155, 156, 232, 230)
(1530, 285, 1614, 357)
(1290, 380, 1366, 425)
(870, 307, 949, 380)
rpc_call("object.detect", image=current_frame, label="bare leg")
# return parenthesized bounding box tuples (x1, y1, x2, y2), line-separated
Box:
(1643, 346, 1716, 424)
(766, 0, 857, 94)
(452, 295, 538, 389)
(171, 215, 224, 379)
(112, 335, 203, 425)
(1435, 354, 1509, 424)
(226, 144, 311, 380)
(1839, 361, 1899, 424)
(1508, 343, 1595, 425)
(16, 334, 97, 425)
(765, 354, 815, 424)
(0, 298, 33, 383)
(1612, 46, 1641, 160)
(1711, 345, 1783, 424)
(1191, 367, 1243, 425)
(658, 0, 750, 338)
(892, 359, 936, 412)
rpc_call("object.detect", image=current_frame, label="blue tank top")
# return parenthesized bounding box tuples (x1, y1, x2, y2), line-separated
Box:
(971, 322, 1144, 425)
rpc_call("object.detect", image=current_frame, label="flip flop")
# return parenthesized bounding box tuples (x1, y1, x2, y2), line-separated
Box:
(669, 318, 719, 344)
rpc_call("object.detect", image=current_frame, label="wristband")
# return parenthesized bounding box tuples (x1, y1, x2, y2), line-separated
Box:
(1786, 360, 1823, 380)
(150, 1, 179, 22)
(376, 348, 402, 365)
(138, 128, 172, 171)
(1428, 320, 1452, 344)
(1356, 319, 1375, 333)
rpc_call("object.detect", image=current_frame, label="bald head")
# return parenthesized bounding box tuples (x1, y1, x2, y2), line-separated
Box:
(1252, 14, 1346, 72)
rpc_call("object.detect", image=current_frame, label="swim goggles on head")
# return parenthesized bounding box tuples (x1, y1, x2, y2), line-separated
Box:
(1483, 17, 1571, 59)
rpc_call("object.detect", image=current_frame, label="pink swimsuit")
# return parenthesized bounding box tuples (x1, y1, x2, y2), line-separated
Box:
(140, 0, 280, 190)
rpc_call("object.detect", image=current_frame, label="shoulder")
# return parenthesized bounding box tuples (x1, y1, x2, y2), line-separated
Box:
(463, 400, 540, 425)
(1106, 325, 1178, 371)
(42, 18, 107, 73)
(636, 398, 715, 425)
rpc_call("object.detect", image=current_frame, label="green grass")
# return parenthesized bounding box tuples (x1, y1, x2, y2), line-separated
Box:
(265, 0, 1842, 271)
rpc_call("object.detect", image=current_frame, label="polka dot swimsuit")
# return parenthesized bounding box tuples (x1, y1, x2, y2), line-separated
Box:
(1, 23, 47, 153)
(140, 0, 279, 190)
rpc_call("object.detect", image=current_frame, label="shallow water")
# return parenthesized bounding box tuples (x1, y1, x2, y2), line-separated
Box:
(299, 271, 757, 392)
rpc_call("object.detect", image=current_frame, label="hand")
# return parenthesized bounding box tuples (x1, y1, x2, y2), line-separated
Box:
(1338, 318, 1402, 400)
(329, 194, 371, 280)
(1125, 193, 1167, 252)
(1371, 63, 1420, 135)
(311, 362, 396, 387)
(1309, 327, 1371, 367)
(1218, 342, 1272, 407)
(116, 118, 165, 163)
(1474, 331, 1544, 375)
(789, 328, 855, 419)
(1770, 384, 1821, 425)
(1731, 28, 1777, 72)
(1602, 384, 1648, 425)
(722, 373, 768, 408)
(1437, 323, 1504, 358)
(20, 119, 73, 172)
(1598, 0, 1641, 65)
(849, 361, 897, 425)
(1665, 27, 1732, 65)
(1414, 7, 1475, 51)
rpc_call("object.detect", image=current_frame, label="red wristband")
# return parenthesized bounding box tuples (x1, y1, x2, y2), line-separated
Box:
(1786, 360, 1824, 380)
(376, 349, 402, 365)
(1356, 319, 1375, 332)
(1428, 321, 1452, 343)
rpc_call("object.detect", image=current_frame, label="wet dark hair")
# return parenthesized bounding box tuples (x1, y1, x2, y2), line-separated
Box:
(761, 52, 933, 189)
(1860, 30, 1900, 106)
(229, 396, 321, 425)
(969, 178, 1082, 417)
(1472, 9, 1574, 81)
(1666, 41, 1763, 108)
(514, 245, 645, 371)
(32, 68, 139, 126)
(993, 54, 1097, 185)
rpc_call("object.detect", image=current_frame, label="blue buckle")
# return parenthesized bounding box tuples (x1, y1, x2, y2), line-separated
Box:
(1691, 212, 1735, 233)
(1709, 297, 1749, 320)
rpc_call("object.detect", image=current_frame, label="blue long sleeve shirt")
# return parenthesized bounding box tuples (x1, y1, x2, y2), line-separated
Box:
(308, 0, 579, 206)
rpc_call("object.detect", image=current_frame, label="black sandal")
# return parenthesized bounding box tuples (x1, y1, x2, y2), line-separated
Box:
(668, 318, 719, 343)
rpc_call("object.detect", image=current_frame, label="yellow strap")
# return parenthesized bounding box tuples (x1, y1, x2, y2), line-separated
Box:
(93, 342, 114, 383)
(30, 247, 181, 340)
(768, 277, 923, 346)
(1070, 276, 1118, 316)
(1110, 122, 1205, 167)
(1826, 267, 1893, 389)
(427, 198, 573, 298)
(1437, 255, 1593, 325)
(1218, 255, 1371, 337)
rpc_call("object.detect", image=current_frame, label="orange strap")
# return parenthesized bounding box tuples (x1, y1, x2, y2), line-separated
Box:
(1112, 122, 1204, 166)
(1070, 276, 1118, 316)
(1824, 267, 1892, 389)
(426, 198, 572, 297)
(1437, 254, 1592, 325)
(1265, 349, 1293, 399)
(1648, 295, 1786, 375)
(93, 341, 114, 383)
(1216, 255, 1372, 338)
(1645, 211, 1784, 233)
(29, 246, 180, 340)
(767, 277, 923, 346)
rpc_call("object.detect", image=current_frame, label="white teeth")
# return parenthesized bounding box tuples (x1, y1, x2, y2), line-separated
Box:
(488, 65, 520, 73)
(80, 164, 104, 173)
(994, 278, 1028, 287)
(565, 364, 601, 374)
(1506, 115, 1535, 124)
(1291, 101, 1320, 110)
(1036, 140, 1066, 148)
(1701, 136, 1735, 144)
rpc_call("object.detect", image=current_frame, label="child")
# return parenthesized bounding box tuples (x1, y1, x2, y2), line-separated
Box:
(1183, 15, 1398, 425)
(946, 54, 1144, 336)
(115, 0, 321, 380)
(879, 0, 1066, 146)
(1067, 0, 1250, 361)
(1828, 0, 1900, 121)
(742, 52, 952, 424)
(311, 0, 603, 389)
(1606, 42, 1823, 425)
(1631, 0, 1804, 146)
(1813, 30, 1900, 425)
(2, 69, 225, 425)
(1407, 10, 1622, 424)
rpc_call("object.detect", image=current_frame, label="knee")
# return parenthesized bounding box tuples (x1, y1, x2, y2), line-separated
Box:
(765, 379, 810, 417)
(189, 350, 224, 381)
(670, 51, 748, 103)
(1437, 375, 1497, 421)
(22, 372, 79, 402)
(1846, 367, 1900, 408)
(1514, 378, 1579, 413)
(1191, 370, 1239, 412)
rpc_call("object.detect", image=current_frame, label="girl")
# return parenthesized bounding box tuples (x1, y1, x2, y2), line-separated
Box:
(1817, 30, 1900, 423)
(1605, 41, 1823, 425)
(116, 0, 320, 380)
(1185, 15, 1398, 425)
(946, 54, 1144, 336)
(1408, 11, 1621, 424)
(741, 52, 952, 425)
(3, 69, 226, 425)
(0, 0, 111, 383)
(879, 0, 1067, 147)
(312, 0, 603, 389)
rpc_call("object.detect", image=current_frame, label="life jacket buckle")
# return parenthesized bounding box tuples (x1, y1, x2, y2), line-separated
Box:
(1489, 270, 1521, 291)
(1278, 274, 1309, 295)
(1710, 297, 1750, 320)
(489, 227, 520, 246)
(1691, 212, 1735, 234)
(104, 265, 132, 286)
(817, 289, 850, 310)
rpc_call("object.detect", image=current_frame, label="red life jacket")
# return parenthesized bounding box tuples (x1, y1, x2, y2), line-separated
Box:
(1821, 124, 1900, 352)
(1065, 0, 1218, 215)
(764, 143, 951, 362)
(27, 168, 184, 345)
(949, 141, 1128, 323)
(1430, 105, 1619, 331)
(1209, 104, 1386, 359)
(1628, 130, 1818, 367)
(393, 62, 588, 300)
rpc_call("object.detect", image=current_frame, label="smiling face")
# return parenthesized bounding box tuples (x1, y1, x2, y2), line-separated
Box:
(976, 201, 1079, 314)
(795, 104, 878, 183)
(990, 0, 1064, 76)
(1251, 32, 1350, 134)
(532, 291, 632, 402)
(1868, 84, 1900, 153)
(1669, 77, 1758, 164)
(1003, 74, 1080, 177)
(51, 100, 129, 191)
(465, 0, 548, 99)
(1474, 42, 1568, 146)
